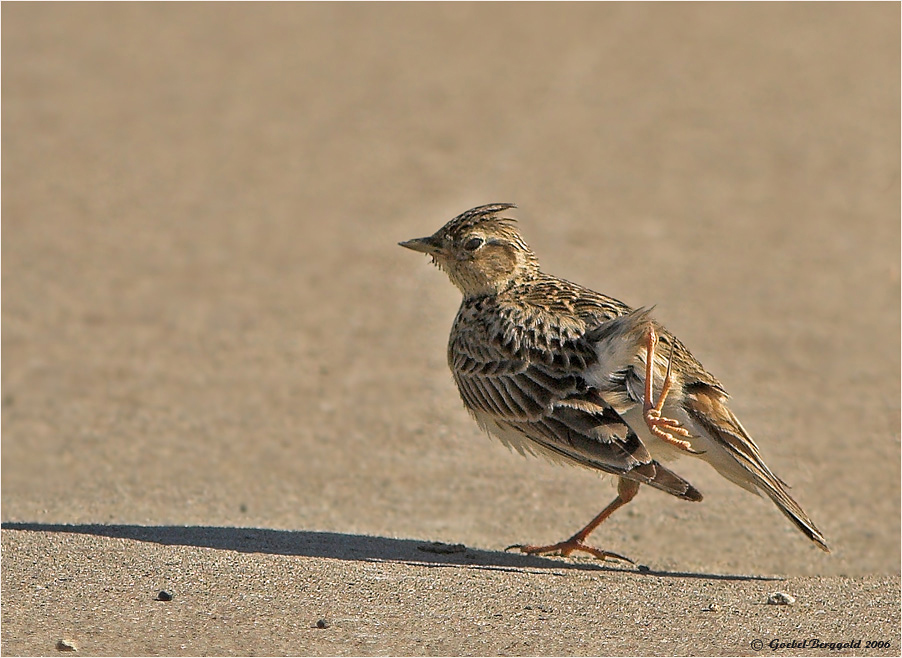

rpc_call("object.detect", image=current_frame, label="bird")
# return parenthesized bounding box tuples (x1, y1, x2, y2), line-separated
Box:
(399, 203, 829, 561)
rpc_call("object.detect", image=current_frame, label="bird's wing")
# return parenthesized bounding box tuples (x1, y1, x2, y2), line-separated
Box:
(450, 323, 701, 501)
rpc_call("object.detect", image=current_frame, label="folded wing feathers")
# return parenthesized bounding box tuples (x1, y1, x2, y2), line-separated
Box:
(454, 348, 702, 501)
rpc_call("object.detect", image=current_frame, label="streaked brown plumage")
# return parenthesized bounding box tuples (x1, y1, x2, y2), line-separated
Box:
(400, 203, 829, 560)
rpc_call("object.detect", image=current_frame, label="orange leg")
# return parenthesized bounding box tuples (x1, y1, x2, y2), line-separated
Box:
(507, 478, 639, 563)
(644, 326, 696, 452)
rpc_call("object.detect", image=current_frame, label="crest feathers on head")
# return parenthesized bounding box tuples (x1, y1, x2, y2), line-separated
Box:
(444, 203, 519, 235)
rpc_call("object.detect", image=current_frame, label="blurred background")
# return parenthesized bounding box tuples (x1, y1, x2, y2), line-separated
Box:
(3, 3, 898, 576)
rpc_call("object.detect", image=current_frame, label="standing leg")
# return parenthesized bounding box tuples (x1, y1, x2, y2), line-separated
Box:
(508, 478, 641, 563)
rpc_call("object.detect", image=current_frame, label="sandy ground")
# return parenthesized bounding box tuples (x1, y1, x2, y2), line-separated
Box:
(2, 3, 899, 656)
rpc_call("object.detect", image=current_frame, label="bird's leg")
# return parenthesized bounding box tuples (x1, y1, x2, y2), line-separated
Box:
(507, 478, 639, 563)
(643, 326, 695, 452)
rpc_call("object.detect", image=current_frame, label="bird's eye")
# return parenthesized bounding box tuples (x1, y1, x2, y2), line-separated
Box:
(463, 236, 484, 251)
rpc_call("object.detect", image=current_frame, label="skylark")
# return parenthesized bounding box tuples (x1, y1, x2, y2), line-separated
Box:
(400, 203, 828, 561)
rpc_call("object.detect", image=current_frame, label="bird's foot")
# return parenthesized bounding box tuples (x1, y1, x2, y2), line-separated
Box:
(506, 540, 634, 564)
(643, 326, 701, 454)
(644, 408, 699, 452)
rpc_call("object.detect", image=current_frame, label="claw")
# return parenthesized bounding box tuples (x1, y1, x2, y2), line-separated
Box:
(506, 479, 640, 565)
(510, 540, 635, 564)
(647, 422, 704, 453)
(643, 327, 700, 453)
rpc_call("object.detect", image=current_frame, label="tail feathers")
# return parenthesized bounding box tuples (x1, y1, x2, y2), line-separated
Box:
(685, 384, 829, 552)
(628, 461, 703, 502)
(759, 479, 830, 552)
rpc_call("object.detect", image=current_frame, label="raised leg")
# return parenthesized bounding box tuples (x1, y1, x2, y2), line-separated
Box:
(643, 326, 695, 452)
(507, 478, 640, 563)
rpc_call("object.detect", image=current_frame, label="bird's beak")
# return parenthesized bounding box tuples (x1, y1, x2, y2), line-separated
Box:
(398, 235, 442, 255)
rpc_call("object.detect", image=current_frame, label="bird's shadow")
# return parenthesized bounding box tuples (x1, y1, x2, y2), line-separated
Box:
(1, 522, 778, 582)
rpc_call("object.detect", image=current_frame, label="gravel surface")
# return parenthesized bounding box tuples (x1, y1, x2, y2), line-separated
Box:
(2, 528, 899, 656)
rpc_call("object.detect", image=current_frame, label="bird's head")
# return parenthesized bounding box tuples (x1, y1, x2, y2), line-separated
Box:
(399, 203, 540, 298)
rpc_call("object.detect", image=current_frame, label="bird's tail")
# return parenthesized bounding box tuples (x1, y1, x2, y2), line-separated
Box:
(758, 475, 830, 552)
(686, 384, 830, 552)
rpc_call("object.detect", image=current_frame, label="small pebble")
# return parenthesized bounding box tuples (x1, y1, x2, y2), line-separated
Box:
(56, 639, 77, 652)
(701, 603, 720, 612)
(156, 590, 173, 601)
(767, 591, 796, 606)
(315, 619, 330, 629)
